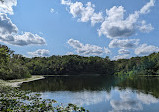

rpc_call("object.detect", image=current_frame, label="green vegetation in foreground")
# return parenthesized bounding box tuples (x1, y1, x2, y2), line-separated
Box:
(0, 86, 88, 112)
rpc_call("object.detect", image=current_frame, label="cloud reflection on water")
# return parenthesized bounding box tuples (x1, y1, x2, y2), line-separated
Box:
(39, 87, 159, 112)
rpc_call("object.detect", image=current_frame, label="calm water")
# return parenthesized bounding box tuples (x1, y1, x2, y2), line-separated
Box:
(20, 76, 159, 112)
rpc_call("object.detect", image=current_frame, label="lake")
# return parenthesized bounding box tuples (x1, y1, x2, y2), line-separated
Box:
(20, 76, 159, 112)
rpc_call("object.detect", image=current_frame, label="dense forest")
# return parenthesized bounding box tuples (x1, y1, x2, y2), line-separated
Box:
(0, 44, 30, 80)
(114, 52, 159, 77)
(1, 44, 159, 80)
(25, 55, 114, 76)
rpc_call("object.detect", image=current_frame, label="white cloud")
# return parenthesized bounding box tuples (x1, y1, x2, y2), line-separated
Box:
(61, 0, 72, 5)
(109, 39, 139, 49)
(61, 0, 156, 58)
(0, 32, 46, 46)
(104, 47, 111, 54)
(0, 13, 18, 34)
(0, 0, 17, 15)
(98, 0, 154, 39)
(98, 6, 138, 39)
(112, 54, 130, 60)
(61, 0, 103, 25)
(68, 39, 104, 56)
(69, 2, 94, 22)
(28, 49, 50, 57)
(67, 39, 83, 49)
(135, 44, 159, 56)
(0, 13, 46, 46)
(62, 0, 154, 37)
(62, 0, 154, 40)
(140, 0, 155, 14)
(50, 8, 54, 13)
(138, 20, 154, 33)
(91, 12, 104, 26)
(118, 49, 130, 54)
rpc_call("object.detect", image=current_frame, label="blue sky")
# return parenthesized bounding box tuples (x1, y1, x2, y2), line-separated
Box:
(0, 0, 159, 60)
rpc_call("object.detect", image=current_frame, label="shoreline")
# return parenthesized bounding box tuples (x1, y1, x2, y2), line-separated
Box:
(42, 74, 104, 77)
(0, 75, 45, 87)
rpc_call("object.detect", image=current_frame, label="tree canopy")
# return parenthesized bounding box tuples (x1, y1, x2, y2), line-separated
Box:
(1, 44, 159, 80)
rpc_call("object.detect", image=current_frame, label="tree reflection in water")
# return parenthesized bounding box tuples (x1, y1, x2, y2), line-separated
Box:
(20, 76, 159, 112)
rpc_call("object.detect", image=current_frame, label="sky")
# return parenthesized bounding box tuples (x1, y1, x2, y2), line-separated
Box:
(0, 0, 159, 60)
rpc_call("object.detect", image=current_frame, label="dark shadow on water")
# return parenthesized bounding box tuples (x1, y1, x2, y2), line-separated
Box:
(117, 77, 159, 98)
(20, 76, 159, 98)
(20, 76, 115, 92)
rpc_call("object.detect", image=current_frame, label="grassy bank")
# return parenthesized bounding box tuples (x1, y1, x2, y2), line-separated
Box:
(0, 75, 45, 87)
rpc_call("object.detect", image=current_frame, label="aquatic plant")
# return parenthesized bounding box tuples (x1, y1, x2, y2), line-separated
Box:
(0, 87, 88, 112)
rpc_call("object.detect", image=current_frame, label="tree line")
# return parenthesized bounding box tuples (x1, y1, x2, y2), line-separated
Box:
(114, 52, 159, 77)
(1, 44, 159, 80)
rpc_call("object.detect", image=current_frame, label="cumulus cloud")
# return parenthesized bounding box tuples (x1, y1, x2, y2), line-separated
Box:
(98, 0, 155, 39)
(112, 54, 130, 60)
(118, 49, 130, 54)
(28, 49, 50, 57)
(61, 0, 103, 25)
(67, 39, 83, 49)
(91, 12, 104, 26)
(0, 0, 17, 14)
(109, 39, 139, 49)
(0, 13, 18, 34)
(98, 6, 136, 38)
(68, 39, 107, 56)
(66, 1, 94, 22)
(61, 0, 156, 58)
(135, 44, 159, 56)
(0, 32, 46, 46)
(0, 13, 46, 46)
